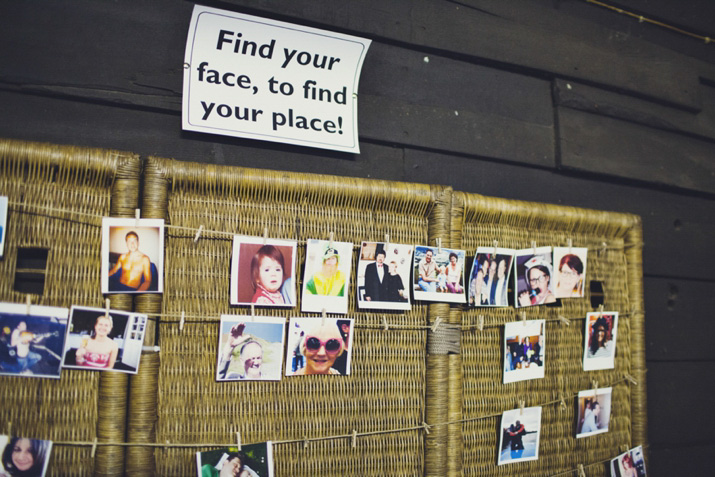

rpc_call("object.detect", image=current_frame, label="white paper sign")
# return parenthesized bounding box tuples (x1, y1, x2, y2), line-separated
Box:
(183, 6, 371, 153)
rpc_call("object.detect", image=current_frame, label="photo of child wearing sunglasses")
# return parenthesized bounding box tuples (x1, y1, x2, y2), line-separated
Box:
(285, 317, 354, 376)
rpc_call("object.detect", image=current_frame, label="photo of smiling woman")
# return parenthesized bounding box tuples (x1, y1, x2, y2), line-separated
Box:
(0, 435, 52, 477)
(285, 317, 354, 376)
(553, 246, 588, 299)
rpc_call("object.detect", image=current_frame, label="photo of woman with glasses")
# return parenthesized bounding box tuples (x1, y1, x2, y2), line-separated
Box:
(515, 248, 556, 308)
(285, 317, 353, 376)
(553, 247, 588, 299)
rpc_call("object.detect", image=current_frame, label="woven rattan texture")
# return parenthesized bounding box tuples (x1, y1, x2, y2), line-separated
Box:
(458, 194, 641, 477)
(149, 159, 433, 476)
(0, 139, 140, 476)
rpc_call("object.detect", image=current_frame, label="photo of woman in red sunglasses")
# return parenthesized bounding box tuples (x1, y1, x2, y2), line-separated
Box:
(286, 317, 353, 376)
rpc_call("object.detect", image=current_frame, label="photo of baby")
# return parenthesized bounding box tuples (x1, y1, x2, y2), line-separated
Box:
(230, 236, 297, 307)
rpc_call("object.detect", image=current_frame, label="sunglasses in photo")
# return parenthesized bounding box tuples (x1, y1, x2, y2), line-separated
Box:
(304, 336, 342, 353)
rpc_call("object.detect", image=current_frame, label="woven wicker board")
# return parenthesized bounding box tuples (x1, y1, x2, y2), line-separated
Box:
(453, 193, 647, 477)
(143, 157, 437, 476)
(0, 139, 140, 476)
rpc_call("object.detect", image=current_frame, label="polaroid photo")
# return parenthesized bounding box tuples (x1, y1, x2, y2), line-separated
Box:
(503, 319, 545, 384)
(356, 241, 413, 311)
(576, 387, 613, 438)
(611, 445, 646, 477)
(412, 246, 467, 304)
(62, 306, 147, 374)
(0, 435, 53, 477)
(0, 196, 7, 257)
(230, 236, 297, 307)
(497, 406, 542, 465)
(583, 312, 619, 371)
(0, 302, 68, 379)
(301, 239, 353, 314)
(553, 246, 588, 299)
(467, 247, 515, 307)
(196, 442, 274, 477)
(101, 217, 165, 294)
(285, 316, 353, 376)
(514, 247, 556, 308)
(216, 315, 286, 381)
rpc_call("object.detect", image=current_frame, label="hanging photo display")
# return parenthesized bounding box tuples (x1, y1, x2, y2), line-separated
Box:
(0, 435, 53, 477)
(610, 445, 646, 477)
(515, 247, 556, 307)
(497, 406, 542, 465)
(412, 245, 467, 303)
(583, 312, 619, 371)
(0, 196, 7, 257)
(196, 442, 274, 477)
(230, 236, 297, 307)
(468, 247, 515, 307)
(101, 217, 165, 294)
(216, 315, 286, 381)
(356, 241, 413, 310)
(301, 239, 353, 314)
(62, 306, 147, 374)
(576, 387, 613, 438)
(0, 302, 68, 379)
(553, 246, 588, 299)
(285, 317, 353, 376)
(503, 319, 545, 384)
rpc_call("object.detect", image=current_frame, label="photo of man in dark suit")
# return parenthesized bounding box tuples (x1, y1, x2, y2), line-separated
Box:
(363, 248, 388, 302)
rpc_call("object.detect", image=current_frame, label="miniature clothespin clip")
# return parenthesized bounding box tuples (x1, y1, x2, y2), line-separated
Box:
(6, 421, 11, 437)
(236, 431, 242, 451)
(303, 437, 309, 449)
(179, 311, 185, 332)
(598, 304, 604, 318)
(422, 421, 431, 435)
(521, 311, 527, 326)
(104, 298, 111, 319)
(477, 314, 484, 332)
(328, 231, 334, 249)
(25, 295, 32, 315)
(193, 225, 204, 243)
(519, 399, 525, 415)
(250, 304, 256, 322)
(531, 240, 537, 255)
(351, 429, 358, 448)
(321, 309, 327, 326)
(592, 379, 599, 395)
(559, 392, 567, 411)
(135, 208, 141, 227)
(558, 315, 571, 326)
(624, 373, 638, 386)
(601, 241, 608, 256)
(384, 233, 390, 251)
(263, 227, 269, 245)
(431, 316, 442, 333)
(567, 238, 573, 253)
(436, 237, 442, 254)
(382, 315, 389, 331)
(91, 438, 98, 458)
(493, 239, 498, 257)
(578, 463, 586, 477)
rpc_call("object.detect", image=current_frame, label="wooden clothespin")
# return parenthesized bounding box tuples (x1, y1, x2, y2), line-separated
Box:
(91, 438, 98, 458)
(598, 304, 604, 318)
(179, 311, 185, 332)
(193, 225, 204, 243)
(624, 373, 638, 385)
(351, 429, 358, 448)
(384, 233, 390, 252)
(431, 316, 442, 333)
(25, 295, 32, 315)
(328, 231, 334, 249)
(303, 437, 309, 449)
(263, 227, 268, 245)
(104, 298, 111, 319)
(321, 309, 327, 326)
(422, 421, 431, 435)
(531, 240, 537, 255)
(236, 431, 242, 451)
(382, 315, 389, 331)
(592, 379, 599, 396)
(436, 238, 442, 254)
(521, 311, 527, 326)
(559, 392, 567, 411)
(558, 315, 571, 326)
(250, 304, 255, 322)
(519, 399, 525, 415)
(578, 463, 586, 477)
(477, 314, 484, 332)
(493, 239, 498, 257)
(135, 208, 141, 227)
(567, 238, 573, 253)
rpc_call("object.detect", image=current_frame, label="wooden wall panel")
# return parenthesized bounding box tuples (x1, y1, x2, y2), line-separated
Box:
(558, 107, 715, 194)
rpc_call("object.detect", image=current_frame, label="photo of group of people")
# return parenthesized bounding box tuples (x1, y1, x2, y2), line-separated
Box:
(576, 387, 613, 438)
(0, 435, 52, 477)
(413, 246, 467, 304)
(101, 217, 165, 294)
(196, 442, 273, 477)
(0, 196, 7, 258)
(514, 246, 588, 308)
(0, 302, 148, 379)
(498, 406, 542, 465)
(503, 320, 545, 384)
(357, 242, 412, 311)
(468, 247, 514, 306)
(583, 312, 619, 371)
(610, 445, 646, 476)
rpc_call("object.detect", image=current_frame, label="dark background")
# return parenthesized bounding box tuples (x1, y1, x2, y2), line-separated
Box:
(1, 0, 714, 473)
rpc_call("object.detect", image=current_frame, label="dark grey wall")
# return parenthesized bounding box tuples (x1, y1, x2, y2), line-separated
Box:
(2, 0, 714, 473)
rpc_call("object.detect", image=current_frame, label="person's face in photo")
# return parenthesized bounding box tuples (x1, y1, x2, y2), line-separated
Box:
(221, 456, 241, 477)
(322, 255, 338, 276)
(389, 261, 398, 275)
(559, 262, 580, 289)
(489, 260, 497, 278)
(424, 250, 433, 263)
(242, 342, 263, 378)
(480, 258, 488, 274)
(594, 325, 606, 345)
(593, 402, 601, 417)
(12, 438, 35, 472)
(450, 254, 457, 265)
(528, 268, 549, 291)
(95, 316, 112, 338)
(126, 233, 139, 253)
(303, 326, 343, 374)
(375, 251, 385, 266)
(258, 255, 283, 293)
(17, 321, 27, 331)
(497, 259, 507, 279)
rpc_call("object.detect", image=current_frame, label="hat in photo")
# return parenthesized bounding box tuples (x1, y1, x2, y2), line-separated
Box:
(524, 255, 552, 277)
